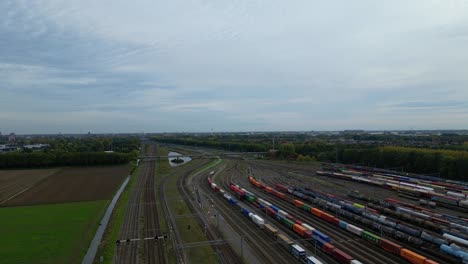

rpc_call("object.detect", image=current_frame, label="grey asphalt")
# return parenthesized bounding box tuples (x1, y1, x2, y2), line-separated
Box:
(81, 175, 131, 264)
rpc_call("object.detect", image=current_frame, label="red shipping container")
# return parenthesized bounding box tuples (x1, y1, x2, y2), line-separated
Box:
(294, 219, 303, 225)
(380, 238, 402, 255)
(275, 183, 288, 192)
(424, 260, 439, 264)
(266, 207, 276, 216)
(265, 187, 272, 193)
(324, 243, 335, 254)
(332, 248, 353, 264)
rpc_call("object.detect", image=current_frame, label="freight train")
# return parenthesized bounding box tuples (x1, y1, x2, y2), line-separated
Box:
(248, 176, 448, 264)
(207, 177, 325, 263)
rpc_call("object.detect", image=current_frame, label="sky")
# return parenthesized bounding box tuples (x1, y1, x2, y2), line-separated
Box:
(1, 0, 468, 134)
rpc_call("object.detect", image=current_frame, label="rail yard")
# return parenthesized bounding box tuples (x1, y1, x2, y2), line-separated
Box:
(140, 144, 468, 264)
(2, 143, 467, 264)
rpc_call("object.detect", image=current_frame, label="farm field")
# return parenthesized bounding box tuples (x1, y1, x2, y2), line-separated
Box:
(0, 168, 58, 204)
(0, 200, 108, 264)
(3, 165, 129, 206)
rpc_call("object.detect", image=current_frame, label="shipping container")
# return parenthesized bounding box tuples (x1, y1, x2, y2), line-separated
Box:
(346, 224, 363, 236)
(264, 223, 278, 239)
(270, 205, 279, 212)
(312, 235, 328, 248)
(400, 249, 427, 264)
(379, 238, 402, 255)
(312, 230, 331, 242)
(312, 208, 323, 217)
(283, 218, 295, 229)
(306, 256, 324, 264)
(252, 215, 264, 227)
(302, 204, 312, 211)
(361, 231, 380, 244)
(277, 233, 293, 249)
(241, 208, 250, 216)
(339, 221, 348, 229)
(302, 223, 315, 232)
(323, 243, 335, 254)
(294, 199, 304, 207)
(332, 248, 353, 264)
(291, 244, 306, 259)
(293, 224, 308, 238)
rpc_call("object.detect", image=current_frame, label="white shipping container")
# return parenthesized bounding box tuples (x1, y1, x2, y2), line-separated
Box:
(211, 183, 217, 189)
(351, 260, 364, 264)
(248, 212, 254, 218)
(447, 191, 466, 199)
(252, 215, 265, 227)
(346, 224, 363, 236)
(302, 223, 315, 231)
(306, 256, 324, 264)
(443, 233, 468, 247)
(223, 194, 231, 200)
(278, 210, 289, 217)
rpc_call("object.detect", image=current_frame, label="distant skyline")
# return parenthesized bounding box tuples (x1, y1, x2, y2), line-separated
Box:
(1, 1, 468, 134)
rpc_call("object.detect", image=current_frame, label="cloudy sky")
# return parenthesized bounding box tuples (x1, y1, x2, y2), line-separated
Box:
(1, 0, 468, 134)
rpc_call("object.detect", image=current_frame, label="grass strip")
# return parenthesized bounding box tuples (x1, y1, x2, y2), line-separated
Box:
(94, 164, 142, 263)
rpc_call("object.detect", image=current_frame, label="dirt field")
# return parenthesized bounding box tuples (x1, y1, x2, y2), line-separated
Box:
(0, 169, 58, 204)
(3, 166, 129, 206)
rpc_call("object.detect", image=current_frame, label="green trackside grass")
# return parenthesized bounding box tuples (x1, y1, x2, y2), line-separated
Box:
(0, 200, 108, 264)
(156, 146, 177, 264)
(158, 148, 218, 263)
(95, 164, 142, 264)
(165, 165, 217, 264)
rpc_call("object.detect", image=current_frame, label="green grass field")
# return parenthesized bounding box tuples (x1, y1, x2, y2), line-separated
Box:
(0, 200, 108, 264)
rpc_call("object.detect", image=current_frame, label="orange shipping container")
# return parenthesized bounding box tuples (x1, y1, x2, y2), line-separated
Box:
(400, 249, 427, 264)
(293, 224, 307, 237)
(294, 200, 304, 207)
(266, 187, 272, 193)
(424, 260, 438, 264)
(311, 208, 323, 217)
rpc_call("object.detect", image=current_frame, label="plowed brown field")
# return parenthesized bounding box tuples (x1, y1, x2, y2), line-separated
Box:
(2, 166, 128, 206)
(0, 169, 58, 204)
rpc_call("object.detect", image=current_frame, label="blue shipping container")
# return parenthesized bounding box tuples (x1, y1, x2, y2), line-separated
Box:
(229, 198, 237, 205)
(312, 235, 328, 248)
(270, 205, 279, 212)
(241, 208, 250, 216)
(312, 230, 330, 242)
(339, 221, 348, 229)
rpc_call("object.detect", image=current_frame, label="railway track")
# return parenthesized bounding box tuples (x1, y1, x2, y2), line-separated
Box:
(212, 162, 307, 264)
(179, 160, 243, 264)
(245, 160, 453, 264)
(115, 144, 166, 264)
(230, 160, 404, 264)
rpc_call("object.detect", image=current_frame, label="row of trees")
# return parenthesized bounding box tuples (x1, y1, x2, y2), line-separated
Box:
(0, 151, 135, 168)
(23, 136, 141, 153)
(153, 136, 268, 152)
(338, 146, 468, 181)
(155, 135, 468, 181)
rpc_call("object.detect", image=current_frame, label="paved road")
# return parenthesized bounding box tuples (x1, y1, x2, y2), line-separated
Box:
(82, 175, 131, 264)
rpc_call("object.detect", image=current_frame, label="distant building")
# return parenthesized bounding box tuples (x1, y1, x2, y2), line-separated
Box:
(0, 144, 17, 153)
(8, 133, 16, 143)
(22, 144, 50, 151)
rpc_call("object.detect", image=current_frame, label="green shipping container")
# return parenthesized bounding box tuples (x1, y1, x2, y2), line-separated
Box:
(302, 204, 312, 211)
(283, 218, 294, 228)
(248, 196, 255, 202)
(361, 231, 380, 244)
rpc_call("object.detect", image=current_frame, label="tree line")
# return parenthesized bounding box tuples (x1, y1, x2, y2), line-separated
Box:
(0, 151, 135, 168)
(154, 136, 468, 181)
